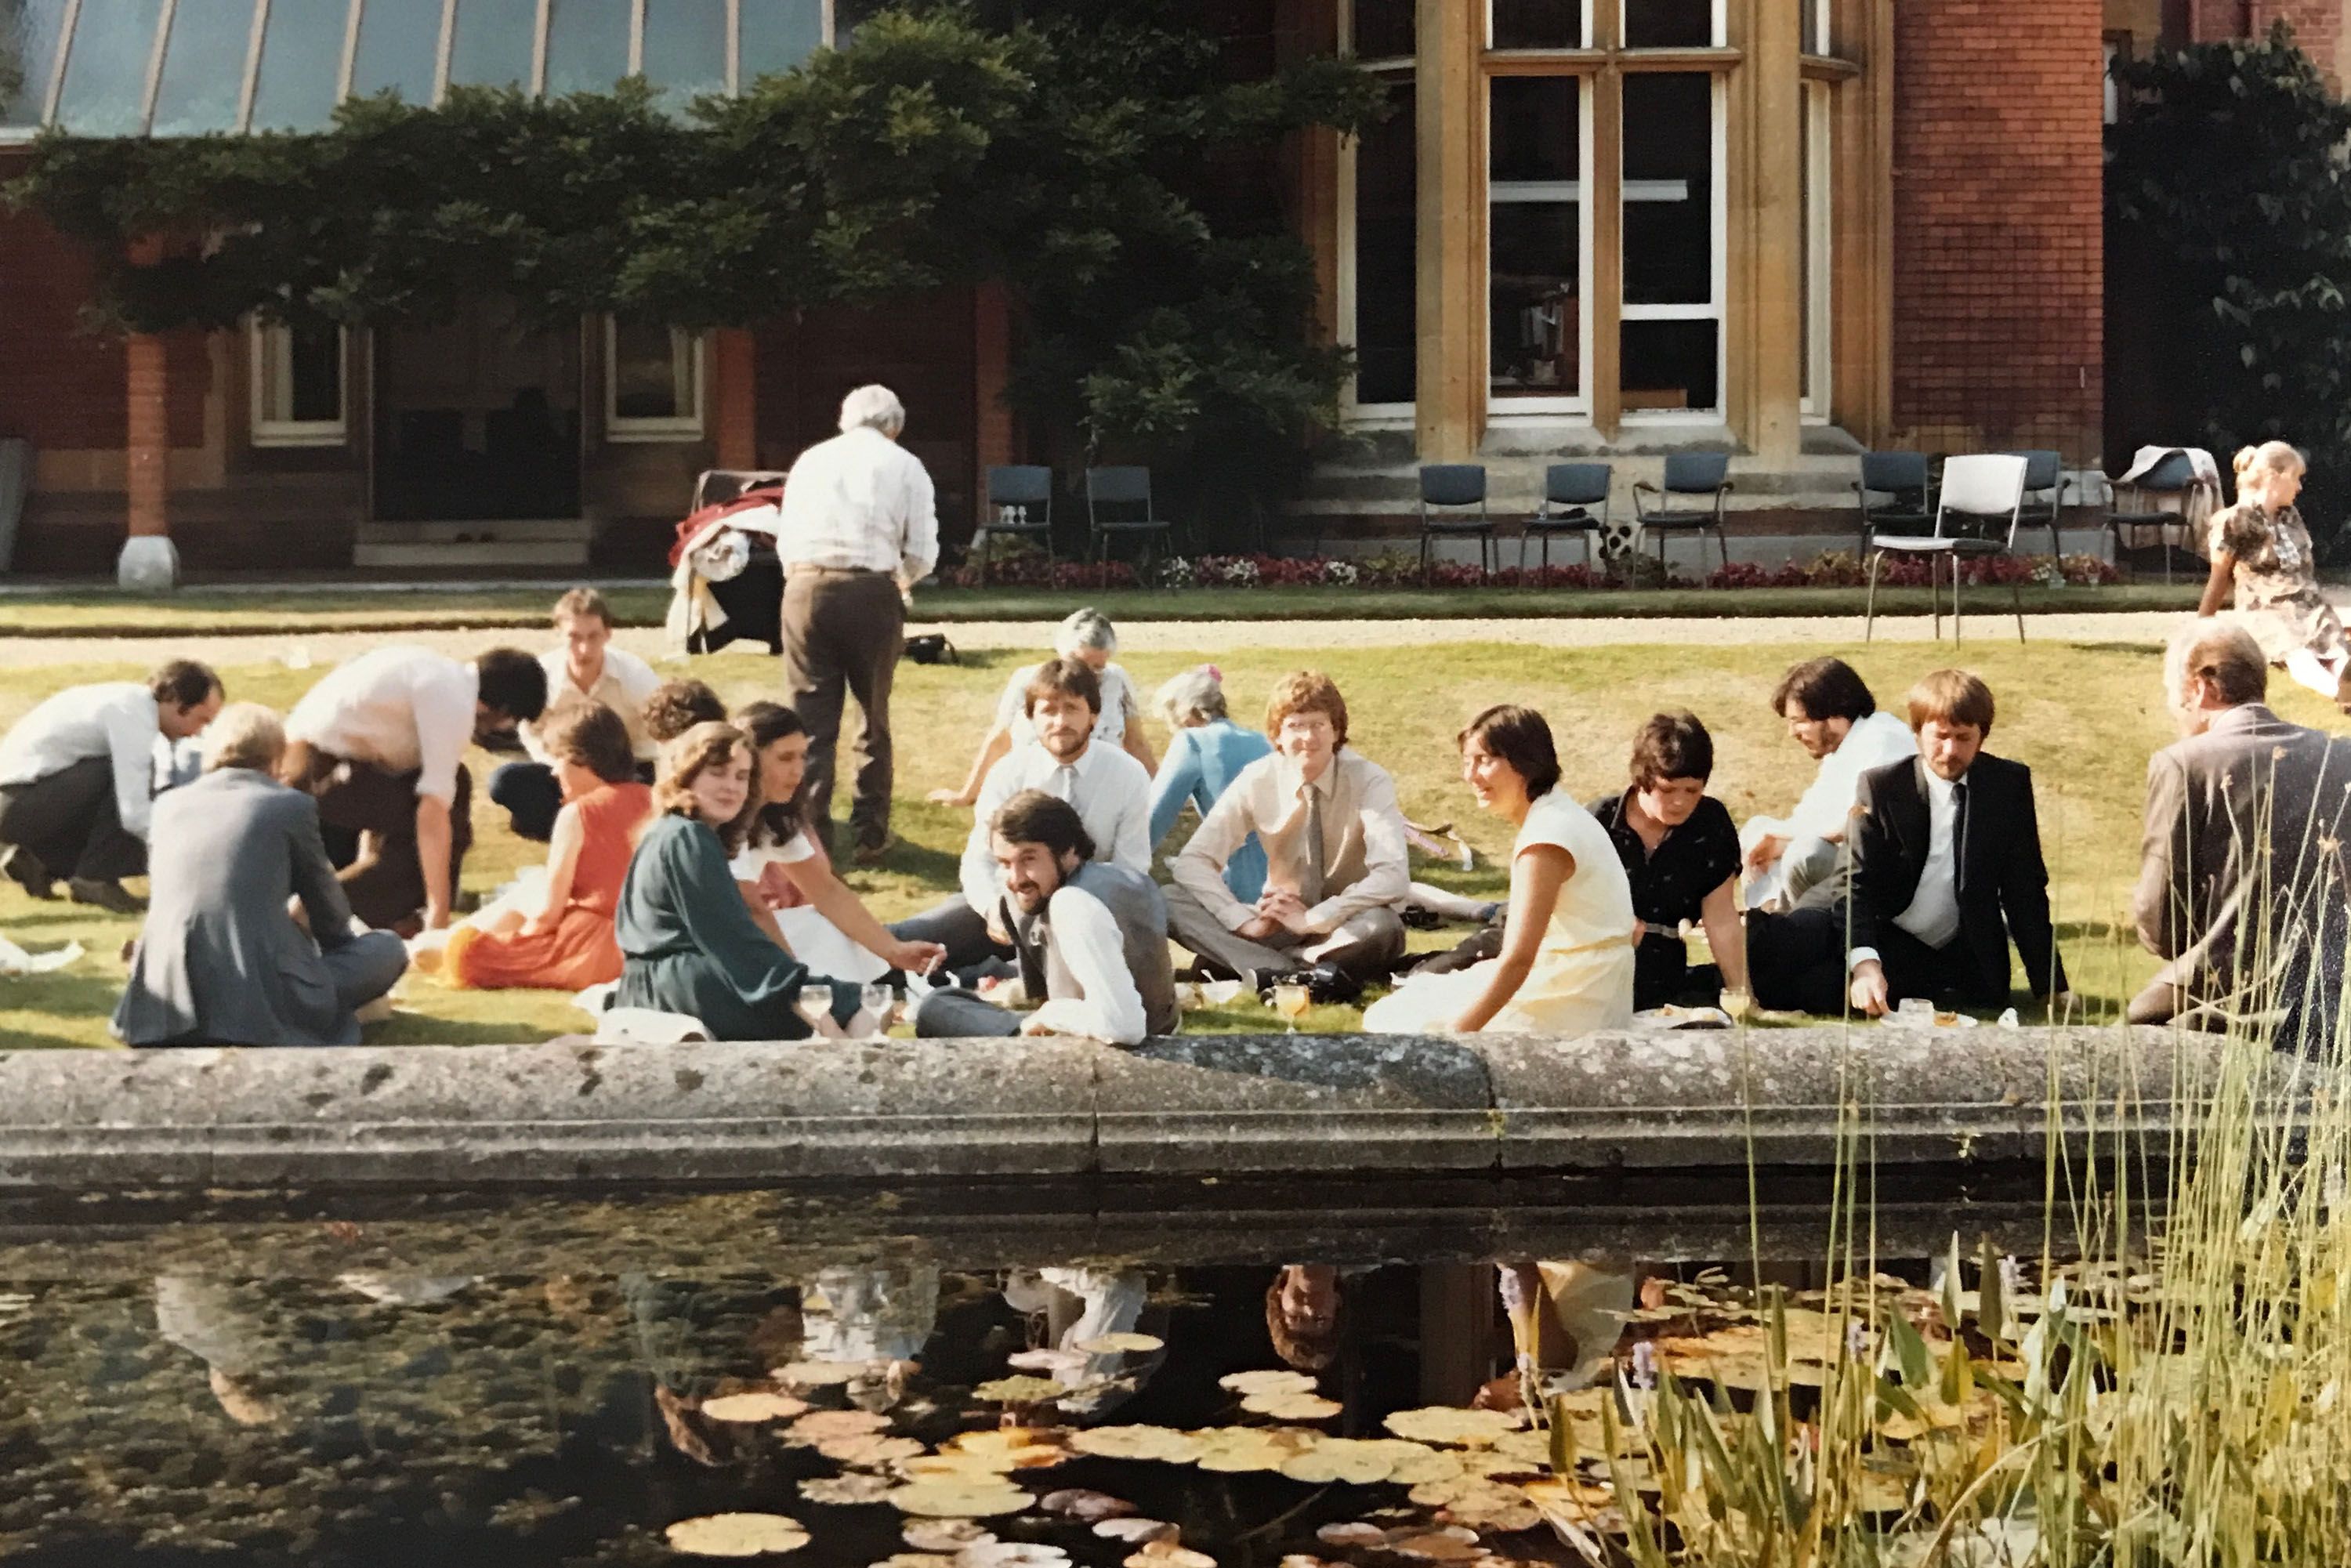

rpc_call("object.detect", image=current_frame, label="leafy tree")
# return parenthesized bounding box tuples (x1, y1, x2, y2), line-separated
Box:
(2108, 24, 2351, 554)
(4, 4, 1385, 545)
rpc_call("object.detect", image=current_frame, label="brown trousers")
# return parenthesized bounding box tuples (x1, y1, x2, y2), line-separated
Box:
(782, 567, 903, 853)
(309, 759, 473, 933)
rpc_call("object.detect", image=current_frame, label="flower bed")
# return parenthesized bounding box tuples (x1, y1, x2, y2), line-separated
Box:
(951, 548, 2121, 592)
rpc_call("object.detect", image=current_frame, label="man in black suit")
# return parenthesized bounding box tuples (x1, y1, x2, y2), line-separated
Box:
(1748, 670, 2070, 1016)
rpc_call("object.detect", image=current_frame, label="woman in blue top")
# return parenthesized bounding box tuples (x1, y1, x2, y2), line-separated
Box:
(1147, 666, 1272, 900)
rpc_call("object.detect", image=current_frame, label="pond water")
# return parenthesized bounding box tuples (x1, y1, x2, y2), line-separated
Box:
(0, 1175, 2090, 1566)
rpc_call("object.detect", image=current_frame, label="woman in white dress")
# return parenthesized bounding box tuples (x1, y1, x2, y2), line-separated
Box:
(929, 608, 1154, 805)
(734, 702, 927, 983)
(1364, 705, 1636, 1036)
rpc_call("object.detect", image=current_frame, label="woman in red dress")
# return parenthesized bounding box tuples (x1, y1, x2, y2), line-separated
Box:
(443, 705, 654, 990)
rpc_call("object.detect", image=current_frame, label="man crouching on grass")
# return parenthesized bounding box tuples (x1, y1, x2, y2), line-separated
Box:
(913, 791, 1178, 1045)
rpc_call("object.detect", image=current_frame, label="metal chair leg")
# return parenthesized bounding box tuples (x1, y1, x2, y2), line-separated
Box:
(2010, 578, 2025, 645)
(1864, 550, 1883, 642)
(1953, 555, 1964, 647)
(1929, 554, 1943, 641)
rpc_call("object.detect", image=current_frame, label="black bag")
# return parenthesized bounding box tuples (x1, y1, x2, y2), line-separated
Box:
(903, 633, 958, 666)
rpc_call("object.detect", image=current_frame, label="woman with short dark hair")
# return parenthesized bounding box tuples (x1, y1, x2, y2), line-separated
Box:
(1364, 705, 1635, 1035)
(1589, 712, 1748, 1010)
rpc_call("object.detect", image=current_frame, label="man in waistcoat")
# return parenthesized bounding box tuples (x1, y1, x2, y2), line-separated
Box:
(912, 791, 1177, 1045)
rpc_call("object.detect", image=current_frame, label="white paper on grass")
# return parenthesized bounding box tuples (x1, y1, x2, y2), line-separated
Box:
(0, 937, 81, 975)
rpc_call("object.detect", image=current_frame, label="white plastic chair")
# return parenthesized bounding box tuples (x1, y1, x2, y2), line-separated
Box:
(1864, 453, 2028, 646)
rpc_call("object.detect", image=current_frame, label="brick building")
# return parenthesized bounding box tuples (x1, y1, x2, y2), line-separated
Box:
(0, 0, 2338, 579)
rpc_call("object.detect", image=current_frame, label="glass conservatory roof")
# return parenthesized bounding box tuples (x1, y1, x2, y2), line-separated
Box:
(1, 0, 829, 140)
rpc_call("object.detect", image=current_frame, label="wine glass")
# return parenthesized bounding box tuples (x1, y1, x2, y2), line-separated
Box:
(1272, 983, 1311, 1035)
(795, 987, 836, 1036)
(860, 983, 897, 1037)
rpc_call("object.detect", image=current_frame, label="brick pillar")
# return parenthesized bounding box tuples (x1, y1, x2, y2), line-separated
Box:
(118, 236, 178, 590)
(712, 328, 759, 471)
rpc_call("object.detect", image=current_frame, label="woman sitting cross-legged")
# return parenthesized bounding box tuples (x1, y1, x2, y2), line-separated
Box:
(438, 705, 654, 992)
(733, 701, 940, 984)
(1364, 705, 1636, 1036)
(614, 723, 940, 1040)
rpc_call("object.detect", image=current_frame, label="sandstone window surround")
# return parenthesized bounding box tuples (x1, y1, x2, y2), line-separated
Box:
(1334, 0, 1886, 462)
(2, 0, 831, 141)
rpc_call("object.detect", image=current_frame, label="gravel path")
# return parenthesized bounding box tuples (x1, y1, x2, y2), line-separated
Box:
(0, 607, 2215, 669)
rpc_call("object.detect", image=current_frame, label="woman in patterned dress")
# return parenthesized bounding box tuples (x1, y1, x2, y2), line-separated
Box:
(2198, 441, 2351, 708)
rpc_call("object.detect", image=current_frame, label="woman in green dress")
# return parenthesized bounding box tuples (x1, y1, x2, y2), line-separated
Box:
(614, 723, 939, 1039)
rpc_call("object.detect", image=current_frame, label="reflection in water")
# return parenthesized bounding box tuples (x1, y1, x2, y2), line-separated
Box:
(0, 1229, 2017, 1566)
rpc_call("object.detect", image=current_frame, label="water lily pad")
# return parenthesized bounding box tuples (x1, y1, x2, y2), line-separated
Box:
(1408, 1478, 1541, 1532)
(788, 1410, 893, 1445)
(1069, 1426, 1204, 1464)
(704, 1392, 811, 1424)
(1076, 1332, 1165, 1355)
(802, 1473, 900, 1506)
(1095, 1518, 1179, 1544)
(1381, 1407, 1524, 1447)
(1124, 1544, 1215, 1568)
(974, 1376, 1067, 1404)
(888, 1480, 1035, 1519)
(665, 1512, 812, 1557)
(1038, 1489, 1135, 1522)
(1389, 1529, 1483, 1561)
(820, 1433, 926, 1467)
(872, 1556, 958, 1568)
(1008, 1349, 1090, 1374)
(1241, 1391, 1342, 1421)
(776, 1360, 868, 1386)
(1315, 1524, 1391, 1549)
(1219, 1369, 1320, 1398)
(1194, 1426, 1320, 1473)
(1279, 1439, 1416, 1486)
(904, 1521, 994, 1552)
(938, 1428, 1071, 1471)
(957, 1544, 1069, 1568)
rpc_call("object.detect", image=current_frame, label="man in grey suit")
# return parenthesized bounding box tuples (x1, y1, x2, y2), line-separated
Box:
(2131, 623, 2351, 1045)
(114, 704, 409, 1048)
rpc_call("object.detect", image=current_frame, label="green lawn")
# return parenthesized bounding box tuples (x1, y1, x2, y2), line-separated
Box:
(0, 581, 2204, 637)
(0, 636, 2332, 1050)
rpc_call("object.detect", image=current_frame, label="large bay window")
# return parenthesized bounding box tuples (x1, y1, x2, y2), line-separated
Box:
(1622, 0, 1722, 49)
(1491, 0, 1588, 49)
(1488, 75, 1588, 411)
(1620, 72, 1723, 418)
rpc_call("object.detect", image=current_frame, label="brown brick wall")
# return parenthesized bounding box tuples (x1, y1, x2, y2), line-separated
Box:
(1891, 0, 2106, 461)
(0, 189, 208, 453)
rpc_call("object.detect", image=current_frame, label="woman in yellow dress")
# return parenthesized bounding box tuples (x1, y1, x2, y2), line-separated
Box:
(1364, 705, 1636, 1035)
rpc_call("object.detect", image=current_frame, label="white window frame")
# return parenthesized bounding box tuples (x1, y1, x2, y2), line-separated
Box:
(1337, 0, 1416, 422)
(248, 317, 349, 447)
(1619, 72, 1726, 423)
(603, 317, 707, 441)
(1806, 0, 1831, 55)
(2103, 37, 2122, 125)
(1620, 0, 1726, 49)
(1801, 81, 1832, 422)
(1486, 0, 1592, 52)
(1485, 74, 1594, 420)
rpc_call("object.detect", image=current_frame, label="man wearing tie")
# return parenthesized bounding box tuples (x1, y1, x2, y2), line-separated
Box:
(1749, 670, 2069, 1017)
(1166, 670, 1410, 1004)
(890, 658, 1151, 973)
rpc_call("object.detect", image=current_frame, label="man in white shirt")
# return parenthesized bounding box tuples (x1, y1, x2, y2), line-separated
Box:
(0, 660, 222, 911)
(1738, 656, 1918, 911)
(779, 384, 940, 865)
(487, 588, 663, 842)
(1167, 671, 1410, 1003)
(913, 791, 1178, 1045)
(891, 659, 1151, 973)
(282, 646, 547, 933)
